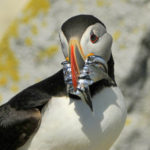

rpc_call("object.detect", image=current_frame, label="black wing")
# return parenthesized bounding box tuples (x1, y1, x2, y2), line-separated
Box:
(0, 69, 66, 150)
(0, 105, 41, 150)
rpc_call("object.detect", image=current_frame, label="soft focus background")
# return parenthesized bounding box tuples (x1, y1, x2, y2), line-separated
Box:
(0, 0, 150, 149)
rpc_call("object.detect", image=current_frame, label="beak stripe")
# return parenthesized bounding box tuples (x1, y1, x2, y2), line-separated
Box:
(79, 45, 86, 60)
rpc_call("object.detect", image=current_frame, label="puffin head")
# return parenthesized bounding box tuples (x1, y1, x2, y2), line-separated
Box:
(59, 15, 114, 110)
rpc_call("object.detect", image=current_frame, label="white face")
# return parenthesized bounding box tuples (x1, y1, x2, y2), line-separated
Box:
(80, 23, 112, 62)
(59, 22, 113, 62)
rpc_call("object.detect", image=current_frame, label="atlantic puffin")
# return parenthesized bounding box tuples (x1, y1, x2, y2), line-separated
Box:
(0, 15, 127, 150)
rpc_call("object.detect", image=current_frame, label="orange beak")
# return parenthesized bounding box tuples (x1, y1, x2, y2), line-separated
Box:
(69, 38, 85, 91)
(64, 38, 95, 111)
(70, 44, 78, 90)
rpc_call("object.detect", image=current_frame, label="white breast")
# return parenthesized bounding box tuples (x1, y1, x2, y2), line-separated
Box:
(18, 87, 127, 150)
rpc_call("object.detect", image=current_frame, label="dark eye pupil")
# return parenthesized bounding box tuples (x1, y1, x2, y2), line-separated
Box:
(90, 34, 98, 43)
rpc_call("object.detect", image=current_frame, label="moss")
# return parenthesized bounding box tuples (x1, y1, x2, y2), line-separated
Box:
(65, 0, 72, 3)
(0, 76, 8, 86)
(6, 20, 19, 38)
(0, 0, 51, 87)
(0, 21, 20, 84)
(10, 84, 19, 93)
(22, 0, 50, 23)
(125, 118, 132, 126)
(37, 45, 59, 60)
(96, 0, 111, 6)
(42, 21, 47, 27)
(25, 37, 33, 46)
(35, 78, 42, 83)
(132, 27, 140, 34)
(119, 44, 126, 49)
(96, 0, 105, 6)
(22, 73, 30, 80)
(31, 24, 38, 35)
(0, 94, 3, 102)
(113, 30, 121, 41)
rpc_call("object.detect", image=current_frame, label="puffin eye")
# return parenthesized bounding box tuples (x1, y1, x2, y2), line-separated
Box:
(90, 33, 99, 43)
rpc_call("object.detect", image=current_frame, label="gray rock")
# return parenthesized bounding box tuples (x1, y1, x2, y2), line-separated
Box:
(0, 0, 150, 149)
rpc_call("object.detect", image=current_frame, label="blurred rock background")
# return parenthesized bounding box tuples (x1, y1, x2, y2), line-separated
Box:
(0, 0, 150, 149)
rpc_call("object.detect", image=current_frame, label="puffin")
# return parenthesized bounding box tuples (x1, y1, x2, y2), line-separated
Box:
(0, 15, 127, 150)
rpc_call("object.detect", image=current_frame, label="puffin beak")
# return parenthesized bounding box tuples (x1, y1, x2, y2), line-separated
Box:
(68, 38, 93, 111)
(69, 38, 85, 90)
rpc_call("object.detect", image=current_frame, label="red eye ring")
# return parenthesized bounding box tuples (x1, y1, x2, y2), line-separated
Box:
(90, 33, 99, 43)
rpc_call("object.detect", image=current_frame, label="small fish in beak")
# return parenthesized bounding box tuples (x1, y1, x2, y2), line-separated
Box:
(62, 38, 112, 111)
(62, 55, 111, 111)
(69, 38, 85, 90)
(61, 38, 93, 110)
